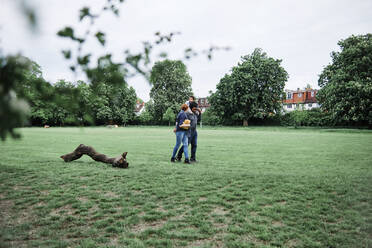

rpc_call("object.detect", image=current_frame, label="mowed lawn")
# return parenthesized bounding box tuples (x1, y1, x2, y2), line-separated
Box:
(0, 127, 371, 248)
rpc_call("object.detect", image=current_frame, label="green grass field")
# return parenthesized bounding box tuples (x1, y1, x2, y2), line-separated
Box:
(0, 127, 371, 248)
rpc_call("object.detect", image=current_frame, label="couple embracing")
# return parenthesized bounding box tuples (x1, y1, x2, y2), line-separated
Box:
(171, 96, 201, 164)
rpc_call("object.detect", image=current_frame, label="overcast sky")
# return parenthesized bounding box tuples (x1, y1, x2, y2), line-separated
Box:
(1, 0, 371, 101)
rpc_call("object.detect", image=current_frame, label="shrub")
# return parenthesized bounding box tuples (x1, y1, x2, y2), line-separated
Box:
(200, 108, 221, 126)
(281, 109, 332, 127)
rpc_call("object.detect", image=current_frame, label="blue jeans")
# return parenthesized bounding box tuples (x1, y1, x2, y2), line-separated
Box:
(172, 131, 189, 159)
(177, 130, 197, 160)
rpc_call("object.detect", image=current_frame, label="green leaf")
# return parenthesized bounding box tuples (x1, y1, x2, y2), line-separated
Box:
(76, 38, 85, 43)
(110, 5, 119, 16)
(95, 32, 106, 46)
(79, 7, 91, 21)
(57, 27, 75, 39)
(77, 54, 91, 66)
(62, 50, 71, 59)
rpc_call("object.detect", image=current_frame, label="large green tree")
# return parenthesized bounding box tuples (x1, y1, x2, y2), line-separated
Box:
(52, 79, 88, 126)
(209, 48, 288, 126)
(88, 56, 137, 125)
(317, 34, 372, 126)
(149, 60, 193, 123)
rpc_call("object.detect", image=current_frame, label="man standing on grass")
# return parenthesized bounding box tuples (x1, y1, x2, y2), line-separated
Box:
(177, 101, 200, 163)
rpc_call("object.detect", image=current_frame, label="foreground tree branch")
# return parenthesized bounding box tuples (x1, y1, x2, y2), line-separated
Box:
(60, 144, 128, 168)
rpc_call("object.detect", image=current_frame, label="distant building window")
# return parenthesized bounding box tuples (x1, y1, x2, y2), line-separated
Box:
(298, 93, 302, 97)
(287, 104, 292, 109)
(308, 103, 312, 107)
(311, 91, 315, 97)
(287, 92, 292, 99)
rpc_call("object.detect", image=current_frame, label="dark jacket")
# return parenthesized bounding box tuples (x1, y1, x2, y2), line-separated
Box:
(187, 111, 198, 131)
(185, 110, 198, 139)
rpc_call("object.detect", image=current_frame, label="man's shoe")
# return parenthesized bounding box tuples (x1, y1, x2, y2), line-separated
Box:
(190, 159, 198, 163)
(176, 157, 182, 162)
(171, 158, 176, 162)
(184, 159, 191, 164)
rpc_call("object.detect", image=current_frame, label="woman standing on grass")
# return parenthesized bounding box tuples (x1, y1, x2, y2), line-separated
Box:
(171, 104, 190, 164)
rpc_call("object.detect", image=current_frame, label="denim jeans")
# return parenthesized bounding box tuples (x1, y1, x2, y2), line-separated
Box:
(177, 130, 197, 160)
(172, 131, 189, 159)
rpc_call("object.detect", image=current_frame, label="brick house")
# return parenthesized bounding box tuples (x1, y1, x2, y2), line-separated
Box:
(197, 97, 211, 113)
(282, 88, 319, 112)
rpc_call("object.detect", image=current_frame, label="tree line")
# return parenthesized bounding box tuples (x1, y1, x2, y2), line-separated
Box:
(2, 33, 371, 139)
(203, 34, 372, 128)
(141, 34, 371, 128)
(13, 57, 137, 127)
(10, 57, 193, 127)
(2, 0, 370, 140)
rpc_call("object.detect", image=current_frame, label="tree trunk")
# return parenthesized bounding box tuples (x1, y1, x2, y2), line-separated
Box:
(243, 119, 248, 126)
(60, 144, 129, 168)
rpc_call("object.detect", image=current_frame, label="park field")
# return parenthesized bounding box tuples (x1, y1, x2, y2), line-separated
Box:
(0, 126, 371, 248)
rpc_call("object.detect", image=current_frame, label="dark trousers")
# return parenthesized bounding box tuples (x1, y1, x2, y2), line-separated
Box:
(177, 130, 197, 160)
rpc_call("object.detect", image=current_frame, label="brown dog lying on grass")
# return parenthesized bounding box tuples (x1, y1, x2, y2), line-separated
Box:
(60, 144, 129, 168)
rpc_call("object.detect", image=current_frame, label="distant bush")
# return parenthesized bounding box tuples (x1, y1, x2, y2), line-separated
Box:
(281, 109, 332, 127)
(200, 108, 221, 126)
(138, 110, 154, 125)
